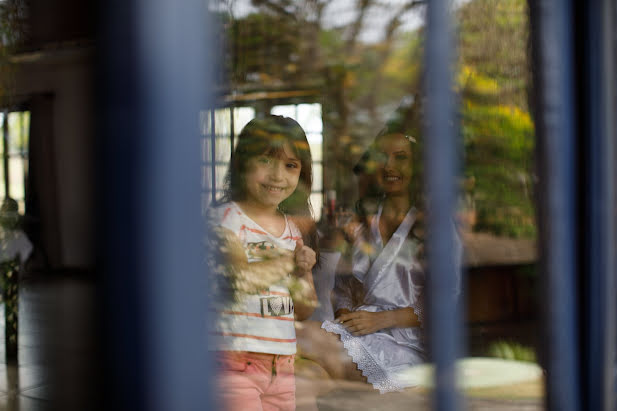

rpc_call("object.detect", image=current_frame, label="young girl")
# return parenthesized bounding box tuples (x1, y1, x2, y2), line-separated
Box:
(208, 115, 318, 411)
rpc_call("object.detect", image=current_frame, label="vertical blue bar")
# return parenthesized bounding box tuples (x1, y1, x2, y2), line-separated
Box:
(99, 0, 146, 407)
(135, 1, 213, 410)
(211, 109, 217, 202)
(583, 0, 616, 409)
(99, 0, 213, 409)
(529, 0, 579, 410)
(230, 107, 235, 155)
(423, 0, 461, 410)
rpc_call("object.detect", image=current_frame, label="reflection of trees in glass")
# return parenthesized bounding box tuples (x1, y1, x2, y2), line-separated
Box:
(217, 0, 426, 210)
(216, 0, 534, 236)
(0, 0, 27, 103)
(458, 0, 535, 238)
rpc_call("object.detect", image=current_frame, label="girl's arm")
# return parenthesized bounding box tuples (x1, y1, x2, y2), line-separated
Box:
(291, 239, 318, 321)
(291, 268, 317, 321)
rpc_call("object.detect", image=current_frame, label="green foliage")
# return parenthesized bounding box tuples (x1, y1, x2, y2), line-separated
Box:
(220, 0, 536, 238)
(487, 340, 537, 363)
(0, 0, 28, 103)
(458, 0, 536, 238)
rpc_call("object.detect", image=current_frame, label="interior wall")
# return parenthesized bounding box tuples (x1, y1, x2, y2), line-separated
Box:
(12, 53, 95, 269)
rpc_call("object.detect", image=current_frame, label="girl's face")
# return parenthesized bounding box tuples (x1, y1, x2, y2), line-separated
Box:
(243, 143, 302, 210)
(375, 133, 413, 196)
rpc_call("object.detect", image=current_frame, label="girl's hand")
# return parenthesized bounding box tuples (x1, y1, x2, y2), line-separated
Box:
(336, 310, 388, 336)
(294, 239, 316, 274)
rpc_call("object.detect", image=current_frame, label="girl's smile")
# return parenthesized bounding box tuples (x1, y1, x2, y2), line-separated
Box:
(243, 143, 301, 211)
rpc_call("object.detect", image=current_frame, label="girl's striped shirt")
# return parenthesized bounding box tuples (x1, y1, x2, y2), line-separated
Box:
(208, 201, 300, 355)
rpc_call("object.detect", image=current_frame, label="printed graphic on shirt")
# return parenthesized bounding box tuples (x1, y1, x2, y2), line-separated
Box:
(260, 296, 294, 317)
(246, 240, 277, 260)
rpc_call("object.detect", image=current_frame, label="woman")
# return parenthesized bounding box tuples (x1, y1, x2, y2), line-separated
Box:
(298, 122, 460, 393)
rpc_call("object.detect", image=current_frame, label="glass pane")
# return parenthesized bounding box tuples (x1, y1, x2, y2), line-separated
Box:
(214, 108, 231, 138)
(297, 104, 322, 133)
(201, 138, 208, 163)
(310, 192, 323, 222)
(215, 136, 232, 163)
(233, 107, 256, 138)
(215, 164, 229, 193)
(8, 157, 25, 202)
(312, 163, 322, 192)
(8, 111, 29, 156)
(201, 165, 211, 191)
(203, 136, 214, 163)
(199, 110, 211, 136)
(456, 0, 540, 402)
(308, 136, 322, 161)
(208, 0, 541, 407)
(270, 105, 296, 119)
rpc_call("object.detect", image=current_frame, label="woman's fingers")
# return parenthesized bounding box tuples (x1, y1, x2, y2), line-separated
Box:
(337, 312, 357, 323)
(336, 311, 381, 335)
(350, 326, 372, 336)
(339, 313, 364, 324)
(344, 319, 367, 330)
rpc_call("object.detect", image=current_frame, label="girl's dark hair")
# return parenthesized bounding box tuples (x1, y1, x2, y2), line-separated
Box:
(222, 114, 318, 249)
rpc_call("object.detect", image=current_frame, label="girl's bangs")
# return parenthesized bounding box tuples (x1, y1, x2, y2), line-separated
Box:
(240, 126, 311, 162)
(251, 134, 309, 158)
(263, 144, 289, 158)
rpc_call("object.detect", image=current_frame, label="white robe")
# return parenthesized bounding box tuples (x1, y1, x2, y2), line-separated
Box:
(322, 206, 460, 393)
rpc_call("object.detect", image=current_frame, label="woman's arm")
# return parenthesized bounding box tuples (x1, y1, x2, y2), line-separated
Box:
(337, 308, 421, 336)
(331, 271, 361, 316)
(381, 307, 420, 328)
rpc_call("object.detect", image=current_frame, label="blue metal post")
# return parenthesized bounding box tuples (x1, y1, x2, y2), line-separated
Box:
(529, 1, 580, 410)
(99, 0, 214, 409)
(423, 0, 461, 410)
(581, 0, 616, 409)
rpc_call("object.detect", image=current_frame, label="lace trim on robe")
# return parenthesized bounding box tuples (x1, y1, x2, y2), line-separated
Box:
(321, 320, 409, 393)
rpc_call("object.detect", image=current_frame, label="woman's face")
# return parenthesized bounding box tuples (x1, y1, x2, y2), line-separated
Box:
(375, 133, 413, 196)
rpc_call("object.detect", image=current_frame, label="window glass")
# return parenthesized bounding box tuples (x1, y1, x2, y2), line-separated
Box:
(0, 111, 30, 214)
(205, 0, 541, 408)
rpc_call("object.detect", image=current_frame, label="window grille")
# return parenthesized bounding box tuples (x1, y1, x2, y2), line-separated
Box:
(200, 103, 324, 220)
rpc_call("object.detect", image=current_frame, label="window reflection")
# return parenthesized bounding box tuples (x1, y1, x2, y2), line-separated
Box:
(206, 0, 542, 409)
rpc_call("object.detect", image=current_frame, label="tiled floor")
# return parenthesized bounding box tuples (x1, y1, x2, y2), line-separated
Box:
(0, 280, 544, 411)
(0, 282, 51, 411)
(296, 374, 544, 411)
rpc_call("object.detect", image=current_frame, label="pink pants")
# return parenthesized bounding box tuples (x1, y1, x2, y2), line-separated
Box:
(215, 351, 295, 411)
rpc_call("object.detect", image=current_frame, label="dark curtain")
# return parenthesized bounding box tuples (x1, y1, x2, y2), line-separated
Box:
(25, 93, 62, 270)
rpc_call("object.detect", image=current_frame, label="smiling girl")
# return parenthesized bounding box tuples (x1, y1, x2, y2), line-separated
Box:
(208, 115, 318, 411)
